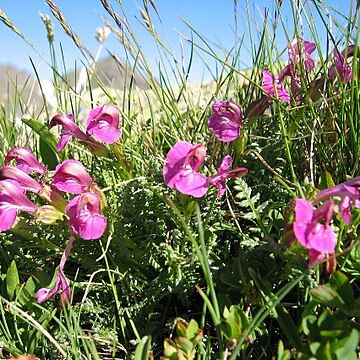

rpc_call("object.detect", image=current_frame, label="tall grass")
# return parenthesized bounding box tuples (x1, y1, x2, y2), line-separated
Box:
(0, 0, 359, 359)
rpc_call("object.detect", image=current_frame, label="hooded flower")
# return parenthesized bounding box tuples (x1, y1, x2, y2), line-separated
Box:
(288, 38, 316, 72)
(36, 235, 74, 305)
(328, 47, 353, 84)
(0, 179, 38, 231)
(52, 160, 93, 194)
(85, 104, 121, 144)
(293, 198, 336, 266)
(315, 176, 360, 225)
(0, 166, 43, 193)
(208, 101, 242, 142)
(210, 155, 248, 199)
(49, 114, 89, 151)
(4, 147, 46, 174)
(36, 268, 71, 304)
(261, 70, 290, 103)
(163, 141, 209, 198)
(66, 192, 107, 240)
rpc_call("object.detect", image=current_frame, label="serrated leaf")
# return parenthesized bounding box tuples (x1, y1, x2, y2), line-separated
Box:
(6, 260, 19, 300)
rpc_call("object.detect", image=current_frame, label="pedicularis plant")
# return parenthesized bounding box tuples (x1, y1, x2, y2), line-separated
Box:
(0, 0, 359, 359)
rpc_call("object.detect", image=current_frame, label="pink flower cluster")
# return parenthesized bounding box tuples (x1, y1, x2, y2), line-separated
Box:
(49, 104, 121, 151)
(164, 100, 248, 198)
(291, 176, 360, 266)
(0, 148, 107, 240)
(163, 141, 248, 198)
(245, 39, 355, 119)
(0, 146, 110, 305)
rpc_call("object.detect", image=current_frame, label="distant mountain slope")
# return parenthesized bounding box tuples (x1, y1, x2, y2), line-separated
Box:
(66, 56, 150, 90)
(0, 64, 42, 111)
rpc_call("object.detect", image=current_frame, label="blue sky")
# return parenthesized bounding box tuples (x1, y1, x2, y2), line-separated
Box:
(0, 0, 356, 83)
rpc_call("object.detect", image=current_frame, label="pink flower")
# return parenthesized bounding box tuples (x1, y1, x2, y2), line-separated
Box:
(315, 176, 360, 225)
(0, 166, 43, 193)
(279, 64, 302, 100)
(86, 104, 121, 144)
(163, 141, 209, 198)
(261, 70, 290, 103)
(210, 155, 248, 199)
(0, 180, 38, 231)
(49, 114, 89, 151)
(328, 47, 353, 83)
(52, 160, 93, 194)
(36, 235, 74, 305)
(66, 192, 107, 240)
(208, 101, 242, 142)
(288, 38, 316, 72)
(36, 268, 71, 304)
(4, 147, 46, 174)
(293, 199, 336, 266)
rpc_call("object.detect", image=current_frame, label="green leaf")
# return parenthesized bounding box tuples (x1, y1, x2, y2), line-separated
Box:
(222, 305, 245, 340)
(310, 285, 345, 307)
(249, 268, 303, 350)
(21, 117, 58, 150)
(163, 339, 177, 359)
(134, 336, 152, 360)
(318, 171, 336, 190)
(186, 319, 201, 343)
(6, 260, 19, 300)
(330, 271, 355, 308)
(335, 329, 359, 360)
(176, 337, 194, 355)
(176, 319, 188, 338)
(39, 137, 58, 170)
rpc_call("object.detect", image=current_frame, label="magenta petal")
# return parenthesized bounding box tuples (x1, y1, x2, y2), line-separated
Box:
(36, 268, 70, 304)
(174, 172, 209, 198)
(163, 141, 201, 187)
(0, 166, 43, 193)
(293, 199, 314, 247)
(86, 104, 121, 144)
(86, 120, 121, 144)
(66, 193, 107, 240)
(165, 141, 193, 167)
(56, 133, 73, 151)
(36, 287, 55, 304)
(338, 196, 352, 225)
(0, 205, 18, 231)
(308, 249, 325, 267)
(208, 101, 242, 142)
(262, 70, 290, 103)
(52, 160, 93, 194)
(78, 214, 107, 240)
(0, 180, 38, 213)
(307, 225, 337, 253)
(4, 147, 46, 174)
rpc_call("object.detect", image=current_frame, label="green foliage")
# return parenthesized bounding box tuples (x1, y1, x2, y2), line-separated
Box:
(298, 271, 360, 359)
(0, 0, 359, 359)
(162, 319, 202, 360)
